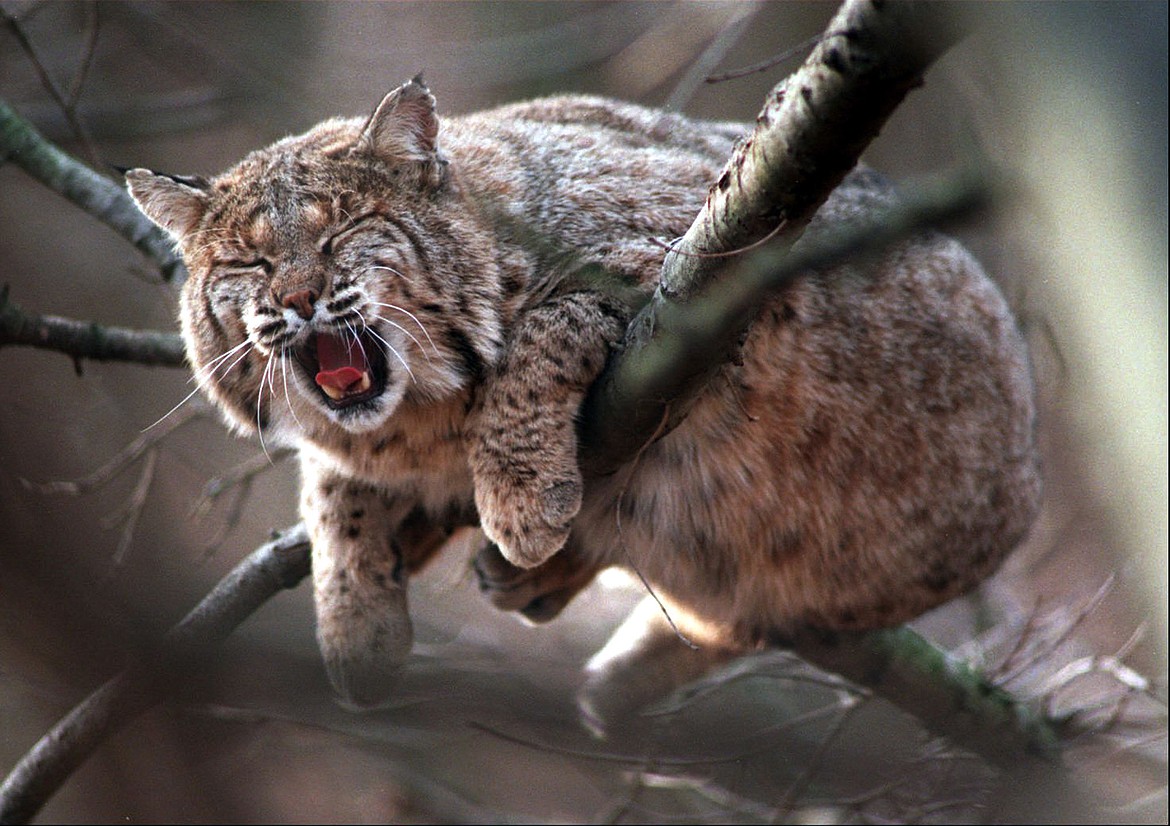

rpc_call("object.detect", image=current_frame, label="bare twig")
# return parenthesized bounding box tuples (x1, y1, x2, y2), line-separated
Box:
(190, 446, 295, 557)
(990, 597, 1049, 685)
(0, 97, 185, 281)
(772, 694, 864, 817)
(0, 286, 186, 367)
(705, 31, 824, 84)
(662, 2, 758, 112)
(190, 447, 295, 521)
(102, 446, 157, 568)
(993, 575, 1117, 687)
(471, 699, 848, 769)
(21, 402, 203, 496)
(0, 523, 311, 826)
(65, 3, 100, 110)
(640, 651, 864, 719)
(836, 743, 992, 822)
(0, 8, 102, 167)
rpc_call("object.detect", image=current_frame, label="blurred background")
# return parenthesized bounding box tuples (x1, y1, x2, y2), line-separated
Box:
(0, 2, 1165, 822)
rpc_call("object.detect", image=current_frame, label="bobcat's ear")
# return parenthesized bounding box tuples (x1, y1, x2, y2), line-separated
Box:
(125, 168, 210, 242)
(357, 76, 440, 163)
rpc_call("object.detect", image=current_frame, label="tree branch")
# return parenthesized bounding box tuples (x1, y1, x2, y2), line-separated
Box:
(0, 97, 185, 282)
(0, 524, 311, 826)
(579, 166, 994, 474)
(0, 286, 185, 368)
(581, 0, 969, 472)
(787, 626, 1061, 762)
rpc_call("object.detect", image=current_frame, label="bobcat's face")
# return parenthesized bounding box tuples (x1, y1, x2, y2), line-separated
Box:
(176, 162, 444, 436)
(128, 80, 501, 438)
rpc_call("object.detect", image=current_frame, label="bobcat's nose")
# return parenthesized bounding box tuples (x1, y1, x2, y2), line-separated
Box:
(278, 288, 319, 320)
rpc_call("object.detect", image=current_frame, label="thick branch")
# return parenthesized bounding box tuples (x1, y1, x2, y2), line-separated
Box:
(579, 168, 993, 473)
(581, 0, 968, 472)
(0, 97, 185, 282)
(0, 286, 185, 368)
(0, 524, 310, 826)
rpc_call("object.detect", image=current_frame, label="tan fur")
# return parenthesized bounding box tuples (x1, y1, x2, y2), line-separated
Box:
(127, 79, 1041, 713)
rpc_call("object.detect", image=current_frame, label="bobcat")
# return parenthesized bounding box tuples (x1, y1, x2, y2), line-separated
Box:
(127, 78, 1041, 720)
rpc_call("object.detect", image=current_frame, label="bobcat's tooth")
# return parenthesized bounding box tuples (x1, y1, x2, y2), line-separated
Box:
(357, 371, 372, 393)
(321, 384, 347, 401)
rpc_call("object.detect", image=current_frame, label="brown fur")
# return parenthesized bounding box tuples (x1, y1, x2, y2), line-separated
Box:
(127, 79, 1041, 714)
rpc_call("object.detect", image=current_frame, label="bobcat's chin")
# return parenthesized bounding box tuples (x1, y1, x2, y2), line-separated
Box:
(315, 381, 408, 433)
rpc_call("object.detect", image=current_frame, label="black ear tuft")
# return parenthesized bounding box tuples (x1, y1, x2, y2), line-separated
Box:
(160, 172, 210, 189)
(117, 165, 209, 190)
(124, 167, 210, 241)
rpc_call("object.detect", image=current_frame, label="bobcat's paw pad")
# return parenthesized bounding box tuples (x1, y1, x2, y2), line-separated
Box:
(473, 540, 575, 622)
(478, 476, 581, 568)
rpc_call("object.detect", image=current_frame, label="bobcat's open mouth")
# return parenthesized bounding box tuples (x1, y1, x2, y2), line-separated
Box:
(297, 329, 388, 409)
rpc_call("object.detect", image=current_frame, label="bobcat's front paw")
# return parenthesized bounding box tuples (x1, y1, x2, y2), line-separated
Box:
(475, 472, 582, 568)
(473, 537, 598, 623)
(316, 579, 413, 709)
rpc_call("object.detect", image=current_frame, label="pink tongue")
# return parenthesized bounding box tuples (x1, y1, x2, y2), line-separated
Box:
(314, 333, 370, 393)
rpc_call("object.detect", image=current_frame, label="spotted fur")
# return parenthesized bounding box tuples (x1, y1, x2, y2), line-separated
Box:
(127, 79, 1041, 714)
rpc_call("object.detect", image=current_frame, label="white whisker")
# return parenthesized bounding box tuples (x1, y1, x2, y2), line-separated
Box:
(366, 292, 439, 357)
(217, 343, 257, 383)
(144, 384, 208, 432)
(343, 318, 370, 366)
(145, 339, 254, 431)
(255, 350, 278, 462)
(190, 338, 252, 385)
(264, 348, 280, 398)
(279, 345, 304, 430)
(365, 308, 435, 361)
(364, 326, 415, 384)
(369, 263, 409, 281)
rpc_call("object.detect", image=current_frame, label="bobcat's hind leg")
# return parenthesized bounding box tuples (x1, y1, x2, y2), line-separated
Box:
(473, 533, 603, 624)
(577, 595, 740, 738)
